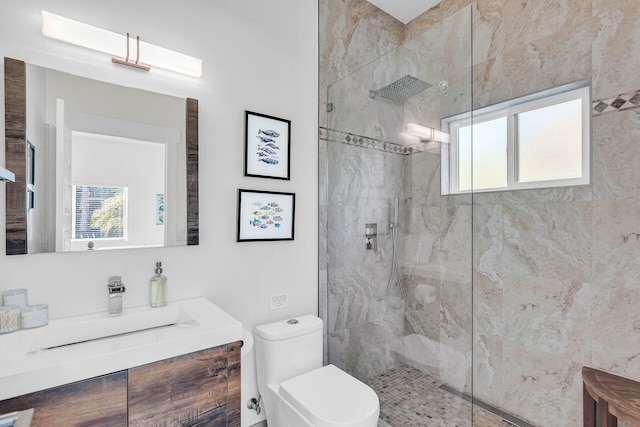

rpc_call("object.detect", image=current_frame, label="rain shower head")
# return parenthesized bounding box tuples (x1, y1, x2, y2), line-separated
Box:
(369, 75, 432, 102)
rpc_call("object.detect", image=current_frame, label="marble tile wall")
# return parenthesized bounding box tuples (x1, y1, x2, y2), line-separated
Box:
(321, 2, 473, 384)
(321, 0, 640, 426)
(319, 0, 404, 128)
(320, 129, 405, 379)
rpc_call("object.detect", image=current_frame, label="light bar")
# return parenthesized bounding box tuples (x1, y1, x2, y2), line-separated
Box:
(0, 166, 16, 182)
(42, 11, 202, 77)
(405, 123, 451, 144)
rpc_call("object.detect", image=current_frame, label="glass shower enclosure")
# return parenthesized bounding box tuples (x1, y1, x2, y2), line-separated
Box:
(321, 7, 478, 426)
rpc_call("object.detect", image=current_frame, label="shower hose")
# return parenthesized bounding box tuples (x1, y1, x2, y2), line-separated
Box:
(385, 222, 405, 309)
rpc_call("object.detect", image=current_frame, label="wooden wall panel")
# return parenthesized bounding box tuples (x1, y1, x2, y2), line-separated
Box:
(186, 97, 199, 246)
(0, 371, 128, 427)
(4, 57, 27, 255)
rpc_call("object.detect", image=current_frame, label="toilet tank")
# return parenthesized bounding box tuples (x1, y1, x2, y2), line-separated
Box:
(255, 315, 323, 387)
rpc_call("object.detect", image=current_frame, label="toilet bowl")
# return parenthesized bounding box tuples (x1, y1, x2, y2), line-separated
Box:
(255, 315, 379, 427)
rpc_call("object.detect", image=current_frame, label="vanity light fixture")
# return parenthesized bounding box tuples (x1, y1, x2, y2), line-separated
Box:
(111, 33, 150, 72)
(405, 123, 451, 144)
(41, 11, 203, 77)
(0, 166, 16, 182)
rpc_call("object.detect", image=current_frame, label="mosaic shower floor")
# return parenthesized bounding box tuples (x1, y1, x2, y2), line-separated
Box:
(365, 364, 521, 427)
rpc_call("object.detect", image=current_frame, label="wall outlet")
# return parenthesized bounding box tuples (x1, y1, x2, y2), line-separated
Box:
(270, 293, 288, 310)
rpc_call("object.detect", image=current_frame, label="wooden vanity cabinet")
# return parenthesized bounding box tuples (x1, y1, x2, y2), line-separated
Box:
(0, 342, 241, 427)
(0, 371, 128, 426)
(129, 342, 241, 426)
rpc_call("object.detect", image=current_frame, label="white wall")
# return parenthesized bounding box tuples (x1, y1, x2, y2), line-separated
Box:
(70, 133, 166, 251)
(0, 0, 318, 336)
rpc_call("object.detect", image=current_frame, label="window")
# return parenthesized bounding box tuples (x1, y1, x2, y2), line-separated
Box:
(72, 185, 127, 240)
(442, 82, 590, 194)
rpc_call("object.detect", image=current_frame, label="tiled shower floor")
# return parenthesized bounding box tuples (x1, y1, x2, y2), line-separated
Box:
(365, 364, 520, 427)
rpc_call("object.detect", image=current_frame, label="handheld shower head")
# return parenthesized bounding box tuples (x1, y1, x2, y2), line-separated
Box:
(390, 197, 399, 229)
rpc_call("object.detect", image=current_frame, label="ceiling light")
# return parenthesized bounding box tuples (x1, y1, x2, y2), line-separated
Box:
(41, 11, 202, 77)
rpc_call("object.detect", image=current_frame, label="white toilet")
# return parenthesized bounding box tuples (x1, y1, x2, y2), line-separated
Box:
(255, 315, 379, 427)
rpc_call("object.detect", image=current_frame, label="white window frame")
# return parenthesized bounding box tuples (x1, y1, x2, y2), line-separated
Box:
(442, 81, 591, 195)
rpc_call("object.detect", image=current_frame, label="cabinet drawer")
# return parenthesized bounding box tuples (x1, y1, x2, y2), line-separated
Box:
(0, 371, 127, 427)
(128, 345, 239, 426)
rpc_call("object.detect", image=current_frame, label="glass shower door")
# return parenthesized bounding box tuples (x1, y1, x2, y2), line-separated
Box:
(321, 6, 475, 426)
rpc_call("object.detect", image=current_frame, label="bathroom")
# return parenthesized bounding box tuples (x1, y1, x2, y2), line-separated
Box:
(1, 0, 640, 426)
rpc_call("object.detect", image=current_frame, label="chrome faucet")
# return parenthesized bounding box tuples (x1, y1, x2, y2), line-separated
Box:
(107, 276, 126, 315)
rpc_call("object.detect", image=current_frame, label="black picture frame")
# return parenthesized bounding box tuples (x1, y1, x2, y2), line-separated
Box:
(244, 111, 291, 180)
(237, 189, 295, 242)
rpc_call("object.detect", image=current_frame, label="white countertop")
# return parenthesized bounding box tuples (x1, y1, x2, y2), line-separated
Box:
(0, 297, 242, 401)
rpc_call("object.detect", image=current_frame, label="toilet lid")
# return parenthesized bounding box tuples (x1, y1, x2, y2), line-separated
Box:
(280, 364, 379, 427)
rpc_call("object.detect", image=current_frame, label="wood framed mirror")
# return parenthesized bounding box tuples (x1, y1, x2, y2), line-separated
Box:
(4, 57, 198, 255)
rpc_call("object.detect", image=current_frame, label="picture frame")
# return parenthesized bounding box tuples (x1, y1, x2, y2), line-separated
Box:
(237, 189, 295, 242)
(244, 111, 291, 180)
(156, 194, 165, 225)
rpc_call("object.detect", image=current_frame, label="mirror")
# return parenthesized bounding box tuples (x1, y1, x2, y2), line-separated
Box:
(4, 57, 199, 255)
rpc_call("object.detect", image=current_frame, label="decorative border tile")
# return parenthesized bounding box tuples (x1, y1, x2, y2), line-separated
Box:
(593, 89, 640, 116)
(319, 127, 414, 155)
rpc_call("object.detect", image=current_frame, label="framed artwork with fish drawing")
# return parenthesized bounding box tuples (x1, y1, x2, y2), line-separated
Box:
(244, 111, 291, 180)
(237, 189, 295, 241)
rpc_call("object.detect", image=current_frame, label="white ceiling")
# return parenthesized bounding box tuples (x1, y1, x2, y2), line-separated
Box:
(366, 0, 441, 24)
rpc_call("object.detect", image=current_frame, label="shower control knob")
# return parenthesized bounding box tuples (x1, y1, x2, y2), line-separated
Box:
(437, 80, 449, 96)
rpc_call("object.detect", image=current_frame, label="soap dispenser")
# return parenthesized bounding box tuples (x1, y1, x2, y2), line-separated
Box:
(150, 261, 167, 308)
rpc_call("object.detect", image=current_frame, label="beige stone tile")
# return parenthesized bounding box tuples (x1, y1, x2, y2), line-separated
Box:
(319, 0, 404, 86)
(501, 275, 595, 425)
(401, 206, 442, 269)
(341, 313, 404, 380)
(473, 0, 591, 65)
(589, 282, 640, 381)
(592, 0, 640, 99)
(402, 273, 441, 340)
(502, 201, 592, 282)
(405, 3, 444, 41)
(592, 199, 640, 285)
(472, 203, 503, 279)
(436, 203, 473, 283)
(472, 272, 504, 409)
(473, 34, 591, 108)
(405, 1, 474, 41)
(402, 151, 442, 205)
(500, 186, 593, 205)
(592, 109, 640, 200)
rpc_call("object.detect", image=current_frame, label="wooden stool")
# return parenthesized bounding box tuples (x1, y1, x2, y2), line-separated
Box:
(583, 366, 640, 427)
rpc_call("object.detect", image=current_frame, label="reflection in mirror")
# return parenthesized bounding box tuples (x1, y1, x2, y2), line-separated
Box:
(4, 57, 198, 255)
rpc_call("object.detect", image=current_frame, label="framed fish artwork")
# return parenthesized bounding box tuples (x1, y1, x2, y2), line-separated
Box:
(237, 189, 295, 242)
(244, 111, 291, 180)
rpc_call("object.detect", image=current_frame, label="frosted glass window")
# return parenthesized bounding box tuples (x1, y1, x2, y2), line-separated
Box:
(442, 82, 589, 194)
(517, 99, 582, 182)
(458, 117, 507, 191)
